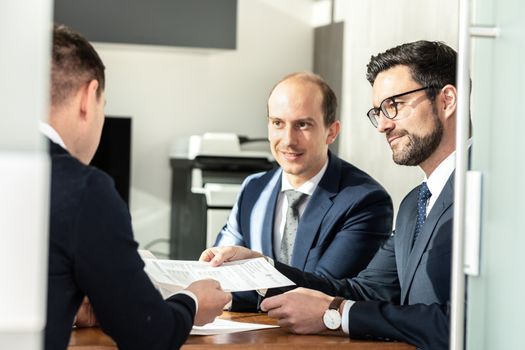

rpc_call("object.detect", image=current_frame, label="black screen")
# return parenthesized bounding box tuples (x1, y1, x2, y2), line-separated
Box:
(91, 116, 132, 205)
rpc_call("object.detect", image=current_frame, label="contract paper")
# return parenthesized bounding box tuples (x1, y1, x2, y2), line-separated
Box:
(191, 318, 278, 336)
(142, 257, 295, 298)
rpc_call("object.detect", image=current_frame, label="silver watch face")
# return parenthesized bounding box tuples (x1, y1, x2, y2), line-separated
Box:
(323, 309, 341, 330)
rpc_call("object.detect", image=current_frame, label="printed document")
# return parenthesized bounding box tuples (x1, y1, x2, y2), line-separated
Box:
(191, 318, 278, 335)
(142, 257, 295, 298)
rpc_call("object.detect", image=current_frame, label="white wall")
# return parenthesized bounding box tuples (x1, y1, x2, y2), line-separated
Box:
(96, 0, 314, 255)
(333, 0, 459, 215)
(97, 0, 458, 253)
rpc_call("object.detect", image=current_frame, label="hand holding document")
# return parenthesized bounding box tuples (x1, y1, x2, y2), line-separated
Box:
(142, 255, 295, 299)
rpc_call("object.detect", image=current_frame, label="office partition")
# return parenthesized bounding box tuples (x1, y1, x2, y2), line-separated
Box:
(0, 1, 52, 349)
(463, 0, 525, 349)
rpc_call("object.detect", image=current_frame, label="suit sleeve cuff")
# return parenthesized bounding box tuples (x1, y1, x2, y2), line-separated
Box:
(341, 299, 355, 334)
(176, 290, 198, 315)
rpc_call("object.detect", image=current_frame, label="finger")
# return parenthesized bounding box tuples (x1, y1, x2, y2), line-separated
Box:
(210, 248, 231, 266)
(277, 317, 293, 329)
(224, 292, 232, 304)
(267, 307, 289, 320)
(199, 248, 216, 262)
(209, 251, 225, 266)
(286, 287, 305, 294)
(260, 295, 284, 312)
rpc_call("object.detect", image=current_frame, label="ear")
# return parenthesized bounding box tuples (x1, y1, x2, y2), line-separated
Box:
(326, 120, 340, 145)
(79, 79, 100, 121)
(439, 84, 457, 120)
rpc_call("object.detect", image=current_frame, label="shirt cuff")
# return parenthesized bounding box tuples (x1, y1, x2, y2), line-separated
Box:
(256, 288, 267, 297)
(341, 299, 355, 334)
(176, 290, 199, 315)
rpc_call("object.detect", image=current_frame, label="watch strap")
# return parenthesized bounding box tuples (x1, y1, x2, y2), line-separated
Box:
(328, 296, 345, 311)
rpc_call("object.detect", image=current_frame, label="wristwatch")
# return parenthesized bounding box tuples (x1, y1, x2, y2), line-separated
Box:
(323, 296, 345, 330)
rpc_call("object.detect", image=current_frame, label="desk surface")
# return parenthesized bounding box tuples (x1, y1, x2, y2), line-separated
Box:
(69, 312, 415, 350)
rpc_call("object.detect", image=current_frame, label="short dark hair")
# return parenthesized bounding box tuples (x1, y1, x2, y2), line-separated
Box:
(51, 24, 105, 107)
(268, 72, 338, 126)
(366, 41, 457, 101)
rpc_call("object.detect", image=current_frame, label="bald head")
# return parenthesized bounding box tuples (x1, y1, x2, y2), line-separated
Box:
(268, 72, 337, 127)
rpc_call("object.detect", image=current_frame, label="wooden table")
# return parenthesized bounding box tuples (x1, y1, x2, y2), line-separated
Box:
(69, 312, 415, 349)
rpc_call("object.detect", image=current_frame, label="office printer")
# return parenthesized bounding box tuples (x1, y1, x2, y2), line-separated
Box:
(169, 133, 275, 259)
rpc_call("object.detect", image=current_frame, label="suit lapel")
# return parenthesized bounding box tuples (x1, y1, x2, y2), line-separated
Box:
(395, 188, 419, 289)
(262, 173, 282, 258)
(291, 153, 339, 270)
(400, 175, 455, 304)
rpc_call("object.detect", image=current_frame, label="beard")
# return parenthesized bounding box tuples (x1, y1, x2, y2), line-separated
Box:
(390, 108, 443, 166)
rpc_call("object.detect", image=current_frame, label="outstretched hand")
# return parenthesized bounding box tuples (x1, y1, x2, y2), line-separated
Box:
(260, 287, 338, 334)
(199, 246, 263, 266)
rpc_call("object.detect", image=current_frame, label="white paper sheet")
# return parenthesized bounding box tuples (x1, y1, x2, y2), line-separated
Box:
(138, 249, 157, 259)
(191, 318, 279, 336)
(142, 257, 295, 298)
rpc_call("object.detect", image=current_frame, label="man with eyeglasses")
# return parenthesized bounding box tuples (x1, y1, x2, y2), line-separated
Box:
(200, 40, 461, 350)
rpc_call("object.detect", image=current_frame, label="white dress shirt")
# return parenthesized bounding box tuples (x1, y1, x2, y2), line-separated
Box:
(424, 149, 457, 215)
(40, 122, 67, 149)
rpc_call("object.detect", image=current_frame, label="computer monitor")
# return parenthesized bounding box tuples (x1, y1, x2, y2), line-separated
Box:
(91, 116, 132, 205)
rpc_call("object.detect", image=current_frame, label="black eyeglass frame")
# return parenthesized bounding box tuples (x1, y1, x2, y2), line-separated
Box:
(366, 86, 434, 128)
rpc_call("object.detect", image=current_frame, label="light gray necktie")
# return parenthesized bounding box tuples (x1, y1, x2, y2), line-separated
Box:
(278, 190, 307, 265)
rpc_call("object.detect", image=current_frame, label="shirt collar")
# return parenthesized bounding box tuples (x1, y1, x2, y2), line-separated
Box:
(39, 122, 67, 149)
(280, 158, 329, 196)
(425, 139, 472, 198)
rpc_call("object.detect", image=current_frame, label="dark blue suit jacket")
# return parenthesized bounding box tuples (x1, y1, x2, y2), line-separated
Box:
(45, 142, 195, 350)
(216, 152, 393, 310)
(275, 174, 455, 350)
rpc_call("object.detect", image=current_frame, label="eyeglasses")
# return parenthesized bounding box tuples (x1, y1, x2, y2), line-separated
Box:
(366, 86, 432, 128)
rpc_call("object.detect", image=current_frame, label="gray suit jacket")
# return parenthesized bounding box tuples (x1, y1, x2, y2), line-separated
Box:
(275, 173, 454, 350)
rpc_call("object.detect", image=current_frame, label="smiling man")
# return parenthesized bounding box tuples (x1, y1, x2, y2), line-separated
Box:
(202, 41, 462, 350)
(369, 66, 449, 170)
(214, 72, 393, 311)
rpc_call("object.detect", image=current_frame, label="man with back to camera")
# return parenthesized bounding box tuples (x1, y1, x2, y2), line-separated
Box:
(214, 72, 393, 310)
(44, 24, 231, 350)
(202, 40, 462, 350)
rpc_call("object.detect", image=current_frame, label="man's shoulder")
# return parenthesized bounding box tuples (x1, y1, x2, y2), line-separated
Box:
(52, 150, 111, 185)
(242, 167, 281, 190)
(336, 156, 372, 179)
(50, 147, 116, 205)
(330, 155, 389, 195)
(49, 147, 126, 250)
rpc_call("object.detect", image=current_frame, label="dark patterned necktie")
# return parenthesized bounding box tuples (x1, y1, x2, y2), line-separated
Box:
(278, 190, 307, 265)
(413, 182, 432, 247)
